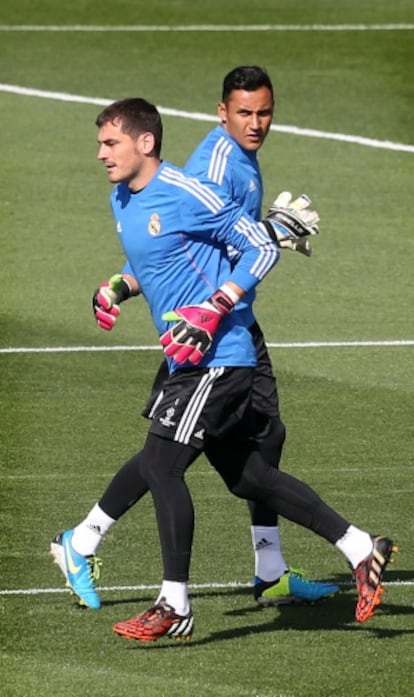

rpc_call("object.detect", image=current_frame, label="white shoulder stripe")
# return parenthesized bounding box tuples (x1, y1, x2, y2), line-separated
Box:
(159, 167, 225, 213)
(207, 137, 233, 185)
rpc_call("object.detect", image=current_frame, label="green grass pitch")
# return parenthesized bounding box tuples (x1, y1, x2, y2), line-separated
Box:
(1, 2, 413, 696)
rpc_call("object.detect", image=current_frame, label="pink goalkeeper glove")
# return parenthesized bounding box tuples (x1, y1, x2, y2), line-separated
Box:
(92, 274, 131, 331)
(160, 287, 235, 365)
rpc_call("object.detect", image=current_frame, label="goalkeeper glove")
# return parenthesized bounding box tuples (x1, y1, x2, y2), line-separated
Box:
(92, 274, 131, 331)
(160, 286, 236, 365)
(261, 191, 320, 257)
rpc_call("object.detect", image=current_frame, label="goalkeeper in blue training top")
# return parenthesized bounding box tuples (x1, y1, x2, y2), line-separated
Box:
(50, 89, 396, 643)
(109, 65, 336, 607)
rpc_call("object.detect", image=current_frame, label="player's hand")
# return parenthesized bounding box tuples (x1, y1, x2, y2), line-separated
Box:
(262, 191, 320, 257)
(92, 274, 131, 331)
(160, 288, 234, 365)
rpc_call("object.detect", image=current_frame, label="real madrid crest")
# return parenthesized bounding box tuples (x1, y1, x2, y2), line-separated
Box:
(148, 213, 161, 237)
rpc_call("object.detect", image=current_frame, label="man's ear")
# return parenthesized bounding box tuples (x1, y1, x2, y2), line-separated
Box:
(217, 102, 227, 124)
(139, 132, 156, 154)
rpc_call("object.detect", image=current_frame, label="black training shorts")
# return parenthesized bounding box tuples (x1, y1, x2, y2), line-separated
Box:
(143, 321, 281, 424)
(248, 321, 280, 419)
(147, 366, 256, 449)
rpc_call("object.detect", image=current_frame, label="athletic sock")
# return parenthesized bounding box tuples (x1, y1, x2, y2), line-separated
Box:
(156, 581, 190, 616)
(335, 525, 373, 569)
(71, 503, 116, 556)
(251, 525, 289, 582)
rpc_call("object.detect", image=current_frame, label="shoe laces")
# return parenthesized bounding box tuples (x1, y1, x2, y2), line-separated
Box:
(288, 567, 308, 579)
(142, 600, 187, 625)
(119, 603, 173, 633)
(87, 556, 102, 582)
(148, 600, 176, 618)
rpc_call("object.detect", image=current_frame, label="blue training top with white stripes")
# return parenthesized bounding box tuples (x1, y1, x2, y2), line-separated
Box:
(115, 160, 279, 370)
(185, 125, 265, 326)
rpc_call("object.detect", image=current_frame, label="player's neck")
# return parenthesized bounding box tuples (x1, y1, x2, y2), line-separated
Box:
(128, 157, 161, 193)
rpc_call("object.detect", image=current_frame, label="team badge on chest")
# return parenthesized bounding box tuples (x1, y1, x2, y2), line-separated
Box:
(148, 213, 161, 236)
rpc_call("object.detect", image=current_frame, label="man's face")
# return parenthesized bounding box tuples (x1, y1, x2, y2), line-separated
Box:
(97, 119, 144, 186)
(218, 86, 274, 151)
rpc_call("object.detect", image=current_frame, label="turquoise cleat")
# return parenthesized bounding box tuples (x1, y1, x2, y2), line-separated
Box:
(50, 529, 102, 610)
(254, 570, 340, 606)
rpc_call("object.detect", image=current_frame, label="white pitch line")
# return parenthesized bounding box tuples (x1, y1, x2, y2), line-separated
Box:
(0, 24, 413, 32)
(1, 579, 412, 596)
(266, 340, 414, 348)
(1, 582, 244, 596)
(1, 340, 413, 355)
(0, 345, 163, 354)
(1, 83, 413, 153)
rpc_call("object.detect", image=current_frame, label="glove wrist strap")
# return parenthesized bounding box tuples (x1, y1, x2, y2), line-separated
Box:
(117, 278, 133, 303)
(260, 219, 281, 246)
(209, 284, 238, 315)
(108, 274, 132, 303)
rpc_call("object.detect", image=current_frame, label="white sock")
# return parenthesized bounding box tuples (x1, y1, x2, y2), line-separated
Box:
(251, 525, 288, 582)
(71, 503, 116, 556)
(335, 525, 373, 569)
(156, 581, 190, 616)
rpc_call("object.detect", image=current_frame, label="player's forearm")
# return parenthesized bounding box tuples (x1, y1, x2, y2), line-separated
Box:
(228, 239, 280, 294)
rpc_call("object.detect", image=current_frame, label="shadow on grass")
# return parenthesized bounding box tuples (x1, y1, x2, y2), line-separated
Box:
(101, 566, 414, 609)
(107, 581, 414, 650)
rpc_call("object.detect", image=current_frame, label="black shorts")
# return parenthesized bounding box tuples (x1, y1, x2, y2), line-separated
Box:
(248, 321, 280, 419)
(148, 366, 256, 449)
(142, 321, 280, 423)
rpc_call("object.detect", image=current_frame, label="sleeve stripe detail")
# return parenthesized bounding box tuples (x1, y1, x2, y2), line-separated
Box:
(159, 167, 279, 279)
(253, 244, 279, 278)
(235, 217, 280, 278)
(159, 166, 225, 213)
(207, 137, 233, 184)
(226, 244, 241, 261)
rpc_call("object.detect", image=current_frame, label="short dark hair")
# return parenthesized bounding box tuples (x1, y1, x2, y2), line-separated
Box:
(222, 65, 274, 103)
(95, 98, 163, 157)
